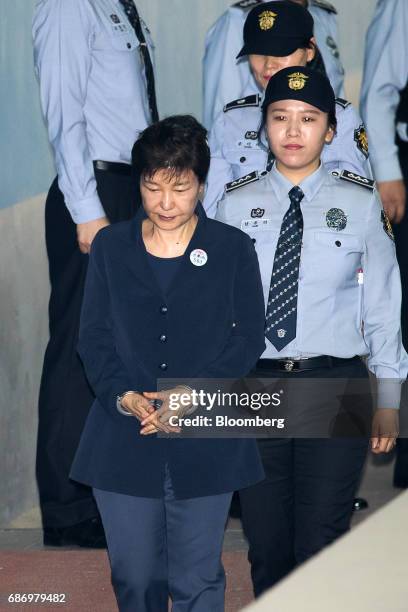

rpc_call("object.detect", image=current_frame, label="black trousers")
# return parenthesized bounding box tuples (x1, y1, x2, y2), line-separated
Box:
(36, 170, 139, 528)
(239, 360, 370, 598)
(394, 146, 408, 487)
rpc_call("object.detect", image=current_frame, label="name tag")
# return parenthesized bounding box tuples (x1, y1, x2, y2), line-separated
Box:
(237, 139, 259, 150)
(241, 218, 274, 232)
(111, 23, 130, 34)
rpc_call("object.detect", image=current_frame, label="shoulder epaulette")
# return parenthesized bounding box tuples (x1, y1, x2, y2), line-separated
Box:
(335, 98, 351, 109)
(310, 0, 337, 14)
(331, 170, 375, 191)
(224, 94, 261, 113)
(232, 0, 262, 10)
(225, 171, 261, 193)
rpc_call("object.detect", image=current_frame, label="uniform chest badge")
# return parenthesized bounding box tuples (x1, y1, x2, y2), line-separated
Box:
(326, 208, 347, 231)
(245, 130, 258, 140)
(381, 210, 395, 241)
(110, 14, 121, 24)
(288, 72, 309, 91)
(354, 125, 369, 159)
(259, 10, 277, 30)
(190, 249, 208, 267)
(251, 208, 265, 218)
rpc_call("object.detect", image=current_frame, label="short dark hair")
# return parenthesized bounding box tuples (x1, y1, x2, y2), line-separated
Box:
(131, 115, 210, 184)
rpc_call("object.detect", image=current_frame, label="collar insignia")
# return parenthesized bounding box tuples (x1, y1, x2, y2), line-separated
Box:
(251, 208, 265, 218)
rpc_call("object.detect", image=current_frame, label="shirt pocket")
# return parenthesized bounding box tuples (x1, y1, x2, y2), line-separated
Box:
(93, 17, 139, 53)
(313, 232, 364, 324)
(314, 231, 363, 252)
(109, 28, 139, 52)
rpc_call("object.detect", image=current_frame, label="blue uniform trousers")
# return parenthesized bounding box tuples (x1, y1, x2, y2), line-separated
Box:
(93, 468, 232, 612)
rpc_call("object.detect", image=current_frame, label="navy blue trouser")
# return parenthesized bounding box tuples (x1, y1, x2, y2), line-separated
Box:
(240, 437, 368, 597)
(93, 469, 232, 612)
(240, 360, 370, 598)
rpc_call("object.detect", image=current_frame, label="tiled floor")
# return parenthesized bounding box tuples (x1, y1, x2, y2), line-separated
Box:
(0, 454, 403, 612)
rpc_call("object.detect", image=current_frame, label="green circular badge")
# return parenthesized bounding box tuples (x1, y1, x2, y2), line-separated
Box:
(326, 208, 347, 232)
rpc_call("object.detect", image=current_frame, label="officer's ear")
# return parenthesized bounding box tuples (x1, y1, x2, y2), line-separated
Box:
(325, 111, 337, 145)
(325, 125, 335, 146)
(306, 38, 317, 64)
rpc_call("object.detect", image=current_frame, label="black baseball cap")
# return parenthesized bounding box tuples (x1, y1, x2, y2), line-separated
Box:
(262, 66, 336, 114)
(237, 1, 314, 59)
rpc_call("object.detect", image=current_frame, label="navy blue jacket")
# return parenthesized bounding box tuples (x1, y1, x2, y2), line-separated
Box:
(70, 205, 266, 498)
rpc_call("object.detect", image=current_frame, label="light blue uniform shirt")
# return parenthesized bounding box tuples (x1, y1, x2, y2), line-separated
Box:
(33, 0, 155, 224)
(203, 0, 345, 129)
(203, 93, 372, 218)
(216, 163, 408, 408)
(360, 0, 408, 182)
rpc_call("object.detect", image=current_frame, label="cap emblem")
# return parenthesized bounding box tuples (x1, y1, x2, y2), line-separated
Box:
(258, 10, 277, 31)
(288, 72, 309, 91)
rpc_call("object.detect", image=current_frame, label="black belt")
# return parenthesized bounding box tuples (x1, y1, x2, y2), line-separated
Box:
(93, 160, 132, 176)
(256, 355, 360, 373)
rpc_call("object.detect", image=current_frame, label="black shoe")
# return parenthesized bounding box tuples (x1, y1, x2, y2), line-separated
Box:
(352, 497, 369, 512)
(393, 480, 408, 489)
(43, 516, 107, 548)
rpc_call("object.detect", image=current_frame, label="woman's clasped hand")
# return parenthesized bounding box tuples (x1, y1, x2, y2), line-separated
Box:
(120, 387, 194, 435)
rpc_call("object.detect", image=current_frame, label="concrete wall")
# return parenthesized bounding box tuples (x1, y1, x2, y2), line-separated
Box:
(0, 0, 377, 526)
(0, 196, 49, 526)
(0, 0, 54, 526)
(337, 0, 377, 106)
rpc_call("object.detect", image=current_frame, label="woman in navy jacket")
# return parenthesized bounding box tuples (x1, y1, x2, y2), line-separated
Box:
(70, 115, 265, 612)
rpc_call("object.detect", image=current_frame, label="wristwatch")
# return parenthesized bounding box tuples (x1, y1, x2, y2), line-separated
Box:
(116, 391, 139, 416)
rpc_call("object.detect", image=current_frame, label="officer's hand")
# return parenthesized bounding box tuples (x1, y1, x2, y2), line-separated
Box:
(377, 180, 406, 224)
(290, 0, 307, 6)
(371, 408, 399, 454)
(77, 217, 110, 254)
(121, 392, 155, 422)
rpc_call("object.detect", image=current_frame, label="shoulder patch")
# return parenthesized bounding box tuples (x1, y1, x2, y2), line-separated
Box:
(331, 170, 375, 191)
(310, 0, 337, 14)
(381, 210, 395, 241)
(232, 0, 262, 10)
(225, 171, 260, 193)
(335, 98, 351, 109)
(354, 124, 369, 158)
(224, 94, 261, 112)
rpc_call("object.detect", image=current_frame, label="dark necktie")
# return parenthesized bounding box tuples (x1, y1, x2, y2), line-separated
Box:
(119, 0, 159, 123)
(265, 186, 304, 351)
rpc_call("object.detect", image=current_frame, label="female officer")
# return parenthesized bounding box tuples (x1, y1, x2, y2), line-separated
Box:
(204, 1, 370, 217)
(69, 115, 265, 611)
(216, 66, 408, 597)
(203, 0, 345, 128)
